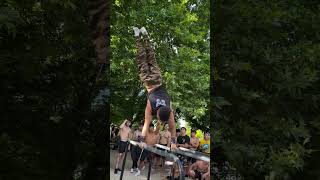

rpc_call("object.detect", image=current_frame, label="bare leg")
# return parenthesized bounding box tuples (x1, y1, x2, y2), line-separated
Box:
(115, 153, 123, 169)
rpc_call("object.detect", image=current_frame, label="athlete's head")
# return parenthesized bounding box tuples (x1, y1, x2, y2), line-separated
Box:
(157, 106, 171, 123)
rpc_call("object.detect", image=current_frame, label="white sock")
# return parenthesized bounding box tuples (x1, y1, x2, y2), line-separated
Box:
(133, 27, 140, 37)
(140, 27, 148, 35)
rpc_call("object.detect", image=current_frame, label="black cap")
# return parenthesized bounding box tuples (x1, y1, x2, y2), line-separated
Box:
(158, 106, 171, 123)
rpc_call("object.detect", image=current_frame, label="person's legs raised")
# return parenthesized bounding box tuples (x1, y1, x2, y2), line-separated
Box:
(141, 27, 162, 87)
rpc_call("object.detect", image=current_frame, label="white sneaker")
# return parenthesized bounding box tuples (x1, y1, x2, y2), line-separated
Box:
(134, 169, 141, 176)
(130, 168, 134, 173)
(140, 27, 148, 35)
(133, 27, 140, 37)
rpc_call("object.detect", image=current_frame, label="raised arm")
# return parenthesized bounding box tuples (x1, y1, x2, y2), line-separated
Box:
(142, 100, 152, 137)
(168, 111, 176, 138)
(120, 119, 127, 129)
(169, 111, 178, 149)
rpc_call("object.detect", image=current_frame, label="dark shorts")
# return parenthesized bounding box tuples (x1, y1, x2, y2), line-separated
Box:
(140, 149, 151, 161)
(118, 141, 128, 153)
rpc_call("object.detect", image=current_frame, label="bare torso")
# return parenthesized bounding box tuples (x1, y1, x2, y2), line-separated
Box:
(120, 126, 131, 141)
(145, 131, 160, 146)
(190, 137, 199, 150)
(159, 130, 171, 145)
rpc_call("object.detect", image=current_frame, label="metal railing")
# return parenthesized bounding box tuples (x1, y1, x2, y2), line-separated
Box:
(155, 144, 210, 162)
(119, 140, 185, 180)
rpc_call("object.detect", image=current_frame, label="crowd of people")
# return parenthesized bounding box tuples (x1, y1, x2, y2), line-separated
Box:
(110, 119, 211, 180)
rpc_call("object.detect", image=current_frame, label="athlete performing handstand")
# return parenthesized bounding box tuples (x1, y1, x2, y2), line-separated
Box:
(132, 26, 177, 148)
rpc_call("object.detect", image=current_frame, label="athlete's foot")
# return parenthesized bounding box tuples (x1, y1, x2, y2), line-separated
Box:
(114, 169, 118, 174)
(130, 168, 134, 173)
(140, 27, 148, 36)
(133, 27, 140, 37)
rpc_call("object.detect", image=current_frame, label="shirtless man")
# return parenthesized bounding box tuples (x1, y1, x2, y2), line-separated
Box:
(159, 123, 171, 147)
(132, 27, 177, 148)
(190, 129, 200, 164)
(188, 160, 210, 180)
(135, 121, 161, 176)
(114, 119, 131, 174)
(190, 129, 199, 150)
(156, 123, 171, 167)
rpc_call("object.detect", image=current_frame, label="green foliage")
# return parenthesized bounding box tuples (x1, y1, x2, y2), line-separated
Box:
(0, 0, 108, 179)
(213, 0, 320, 179)
(111, 0, 210, 129)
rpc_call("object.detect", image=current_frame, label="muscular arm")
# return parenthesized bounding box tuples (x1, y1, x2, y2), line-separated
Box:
(168, 111, 176, 138)
(142, 100, 152, 137)
(120, 119, 127, 129)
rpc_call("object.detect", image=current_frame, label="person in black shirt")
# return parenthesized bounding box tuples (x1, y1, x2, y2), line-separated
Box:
(177, 127, 190, 148)
(177, 127, 191, 175)
(133, 26, 177, 147)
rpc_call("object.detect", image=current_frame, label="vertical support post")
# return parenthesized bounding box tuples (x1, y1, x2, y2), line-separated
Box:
(120, 141, 129, 180)
(147, 156, 152, 180)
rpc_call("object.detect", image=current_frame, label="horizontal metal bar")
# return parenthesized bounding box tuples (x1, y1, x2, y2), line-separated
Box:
(155, 144, 210, 162)
(129, 140, 180, 162)
(129, 140, 185, 180)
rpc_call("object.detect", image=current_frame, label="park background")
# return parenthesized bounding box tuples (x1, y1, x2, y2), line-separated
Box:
(110, 0, 210, 135)
(1, 0, 320, 180)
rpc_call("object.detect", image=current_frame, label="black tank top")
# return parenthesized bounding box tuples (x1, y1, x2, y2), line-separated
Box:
(147, 85, 171, 116)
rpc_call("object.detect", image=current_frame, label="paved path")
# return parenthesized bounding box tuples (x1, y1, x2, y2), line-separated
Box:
(109, 149, 192, 180)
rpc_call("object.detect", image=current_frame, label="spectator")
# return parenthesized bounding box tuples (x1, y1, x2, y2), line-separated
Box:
(199, 132, 210, 154)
